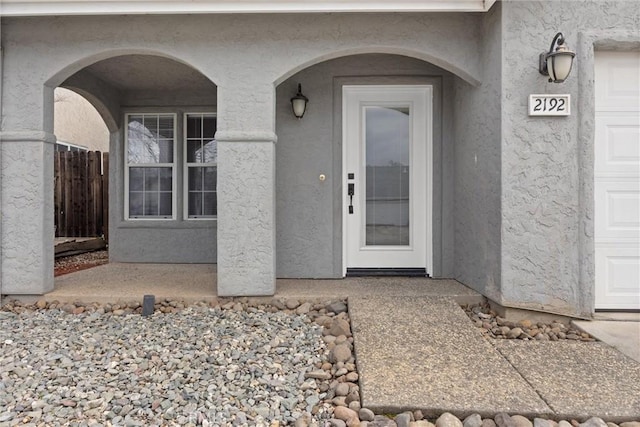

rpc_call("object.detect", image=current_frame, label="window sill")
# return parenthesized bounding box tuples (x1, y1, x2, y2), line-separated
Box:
(117, 219, 217, 229)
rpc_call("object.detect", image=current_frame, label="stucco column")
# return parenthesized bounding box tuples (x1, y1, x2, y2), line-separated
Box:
(215, 84, 277, 296)
(0, 131, 56, 295)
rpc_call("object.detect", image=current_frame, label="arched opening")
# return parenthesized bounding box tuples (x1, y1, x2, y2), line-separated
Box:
(49, 53, 219, 294)
(274, 53, 456, 279)
(274, 50, 501, 294)
(53, 88, 111, 273)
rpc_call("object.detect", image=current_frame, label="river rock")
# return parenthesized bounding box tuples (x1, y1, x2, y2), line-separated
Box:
(436, 412, 463, 427)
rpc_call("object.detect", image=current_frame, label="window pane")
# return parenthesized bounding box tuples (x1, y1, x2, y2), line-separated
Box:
(144, 168, 159, 191)
(364, 106, 410, 246)
(203, 166, 217, 190)
(186, 116, 202, 139)
(129, 168, 144, 191)
(186, 140, 201, 163)
(144, 192, 158, 216)
(128, 115, 156, 163)
(127, 116, 144, 140)
(143, 116, 158, 135)
(129, 192, 143, 216)
(158, 116, 174, 138)
(157, 139, 174, 163)
(203, 116, 216, 139)
(204, 192, 217, 216)
(189, 193, 203, 217)
(128, 137, 160, 163)
(189, 167, 202, 191)
(203, 140, 217, 163)
(159, 168, 172, 191)
(159, 192, 172, 216)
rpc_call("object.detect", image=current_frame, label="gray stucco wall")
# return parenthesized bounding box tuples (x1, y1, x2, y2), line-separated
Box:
(275, 54, 455, 278)
(499, 1, 640, 317)
(0, 13, 484, 131)
(453, 3, 503, 302)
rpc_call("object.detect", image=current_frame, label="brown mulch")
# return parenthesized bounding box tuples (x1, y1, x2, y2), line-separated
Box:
(54, 250, 109, 277)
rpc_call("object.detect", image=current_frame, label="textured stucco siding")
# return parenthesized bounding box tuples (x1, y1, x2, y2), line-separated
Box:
(275, 54, 455, 278)
(453, 3, 502, 302)
(500, 0, 640, 317)
(0, 134, 55, 294)
(217, 138, 276, 295)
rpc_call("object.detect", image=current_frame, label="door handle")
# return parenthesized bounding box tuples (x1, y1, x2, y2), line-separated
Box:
(348, 183, 355, 214)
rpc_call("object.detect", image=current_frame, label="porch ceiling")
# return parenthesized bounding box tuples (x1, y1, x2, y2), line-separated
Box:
(82, 55, 216, 92)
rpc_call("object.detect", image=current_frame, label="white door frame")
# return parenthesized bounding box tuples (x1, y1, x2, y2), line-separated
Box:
(341, 84, 433, 275)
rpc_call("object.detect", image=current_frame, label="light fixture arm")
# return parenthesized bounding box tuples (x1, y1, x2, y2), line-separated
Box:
(547, 32, 565, 55)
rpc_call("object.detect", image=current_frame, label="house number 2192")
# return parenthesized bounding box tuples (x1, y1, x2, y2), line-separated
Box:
(528, 94, 571, 116)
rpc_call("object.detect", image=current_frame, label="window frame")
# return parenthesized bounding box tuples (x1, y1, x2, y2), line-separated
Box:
(124, 112, 178, 221)
(183, 112, 218, 220)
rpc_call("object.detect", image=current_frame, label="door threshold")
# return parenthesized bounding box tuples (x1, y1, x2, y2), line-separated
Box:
(346, 268, 428, 277)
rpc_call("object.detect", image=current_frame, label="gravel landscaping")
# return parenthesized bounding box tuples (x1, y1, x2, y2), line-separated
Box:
(0, 299, 351, 426)
(54, 251, 109, 277)
(0, 298, 635, 427)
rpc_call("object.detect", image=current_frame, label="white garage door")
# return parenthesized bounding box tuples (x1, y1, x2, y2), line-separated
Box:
(594, 51, 640, 310)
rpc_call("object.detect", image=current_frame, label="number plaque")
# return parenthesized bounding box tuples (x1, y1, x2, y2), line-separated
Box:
(528, 94, 570, 116)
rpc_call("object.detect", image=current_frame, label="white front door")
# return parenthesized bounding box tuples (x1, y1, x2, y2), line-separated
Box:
(594, 51, 640, 310)
(342, 85, 432, 274)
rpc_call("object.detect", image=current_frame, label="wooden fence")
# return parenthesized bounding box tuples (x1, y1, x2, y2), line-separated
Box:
(54, 151, 109, 241)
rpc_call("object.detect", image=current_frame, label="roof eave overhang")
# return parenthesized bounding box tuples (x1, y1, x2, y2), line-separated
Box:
(1, 0, 498, 17)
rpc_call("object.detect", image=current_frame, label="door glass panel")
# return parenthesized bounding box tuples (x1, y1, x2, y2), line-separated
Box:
(364, 106, 410, 246)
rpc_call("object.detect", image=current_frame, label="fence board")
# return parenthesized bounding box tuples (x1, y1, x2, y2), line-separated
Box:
(64, 152, 73, 235)
(88, 152, 96, 235)
(54, 153, 64, 236)
(54, 150, 108, 239)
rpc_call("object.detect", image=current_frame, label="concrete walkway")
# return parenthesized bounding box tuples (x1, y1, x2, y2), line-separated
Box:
(573, 313, 640, 363)
(46, 264, 640, 420)
(350, 296, 640, 421)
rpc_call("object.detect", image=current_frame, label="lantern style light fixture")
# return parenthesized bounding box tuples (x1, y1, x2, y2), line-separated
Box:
(539, 32, 576, 83)
(290, 83, 309, 119)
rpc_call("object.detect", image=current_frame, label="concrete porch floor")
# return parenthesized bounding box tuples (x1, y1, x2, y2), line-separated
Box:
(49, 263, 640, 364)
(49, 262, 483, 305)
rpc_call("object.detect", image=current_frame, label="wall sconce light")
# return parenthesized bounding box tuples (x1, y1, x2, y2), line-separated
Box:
(539, 32, 576, 83)
(290, 83, 309, 119)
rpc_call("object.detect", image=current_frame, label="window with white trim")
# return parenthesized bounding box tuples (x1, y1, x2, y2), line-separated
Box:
(185, 113, 217, 218)
(125, 113, 176, 219)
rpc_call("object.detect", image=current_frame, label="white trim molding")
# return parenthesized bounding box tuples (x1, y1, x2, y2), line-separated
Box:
(1, 0, 497, 16)
(0, 131, 57, 144)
